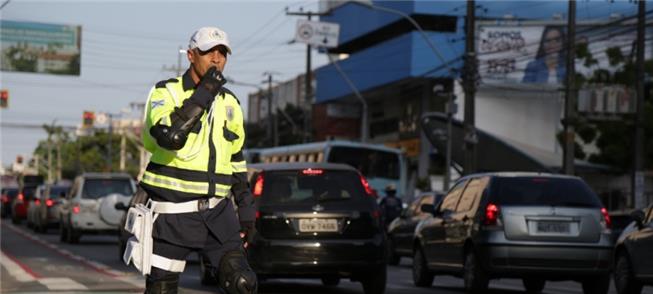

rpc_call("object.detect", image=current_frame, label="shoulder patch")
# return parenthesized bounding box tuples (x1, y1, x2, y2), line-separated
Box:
(155, 78, 179, 89)
(221, 87, 240, 105)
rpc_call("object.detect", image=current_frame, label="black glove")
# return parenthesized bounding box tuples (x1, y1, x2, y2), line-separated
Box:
(200, 66, 227, 96)
(239, 221, 256, 245)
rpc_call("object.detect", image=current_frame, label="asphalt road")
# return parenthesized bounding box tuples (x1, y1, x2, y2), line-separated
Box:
(2, 219, 652, 294)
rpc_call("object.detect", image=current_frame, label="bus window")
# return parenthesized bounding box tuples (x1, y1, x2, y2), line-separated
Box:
(317, 152, 324, 162)
(289, 155, 296, 162)
(327, 147, 400, 180)
(299, 154, 306, 162)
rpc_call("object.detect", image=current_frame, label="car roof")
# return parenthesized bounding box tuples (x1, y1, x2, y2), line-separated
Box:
(78, 172, 133, 179)
(247, 162, 358, 172)
(459, 171, 580, 181)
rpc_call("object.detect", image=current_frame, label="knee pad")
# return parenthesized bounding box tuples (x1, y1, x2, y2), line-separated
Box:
(217, 250, 258, 294)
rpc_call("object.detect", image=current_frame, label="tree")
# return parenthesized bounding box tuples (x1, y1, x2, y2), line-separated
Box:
(570, 42, 653, 171)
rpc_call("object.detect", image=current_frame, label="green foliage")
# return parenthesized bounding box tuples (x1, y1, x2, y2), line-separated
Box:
(245, 104, 308, 148)
(574, 45, 653, 171)
(33, 129, 141, 180)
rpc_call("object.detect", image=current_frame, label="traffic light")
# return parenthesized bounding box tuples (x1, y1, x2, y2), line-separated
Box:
(83, 111, 95, 128)
(0, 89, 8, 109)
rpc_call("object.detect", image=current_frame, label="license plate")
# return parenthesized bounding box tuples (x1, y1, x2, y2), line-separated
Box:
(536, 221, 570, 234)
(299, 219, 338, 232)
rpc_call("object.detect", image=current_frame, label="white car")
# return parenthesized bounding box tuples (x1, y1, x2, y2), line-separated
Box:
(60, 173, 135, 243)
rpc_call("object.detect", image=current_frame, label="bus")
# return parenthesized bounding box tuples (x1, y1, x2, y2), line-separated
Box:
(248, 141, 407, 198)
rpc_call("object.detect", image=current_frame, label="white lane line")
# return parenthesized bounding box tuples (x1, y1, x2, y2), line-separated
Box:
(38, 277, 88, 290)
(0, 251, 37, 282)
(2, 222, 145, 289)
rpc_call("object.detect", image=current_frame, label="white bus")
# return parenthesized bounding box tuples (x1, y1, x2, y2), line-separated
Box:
(249, 141, 408, 198)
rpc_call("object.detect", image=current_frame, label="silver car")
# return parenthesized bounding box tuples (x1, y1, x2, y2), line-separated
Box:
(413, 172, 613, 294)
(59, 173, 135, 243)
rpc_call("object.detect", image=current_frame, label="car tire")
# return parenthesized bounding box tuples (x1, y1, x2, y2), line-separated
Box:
(199, 254, 217, 286)
(523, 278, 546, 293)
(463, 250, 489, 294)
(11, 213, 20, 224)
(361, 266, 386, 294)
(614, 252, 643, 294)
(581, 274, 610, 294)
(412, 246, 434, 287)
(321, 277, 340, 287)
(387, 238, 400, 266)
(68, 228, 81, 244)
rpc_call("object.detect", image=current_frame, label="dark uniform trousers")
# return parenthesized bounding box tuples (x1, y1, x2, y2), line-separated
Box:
(149, 198, 243, 281)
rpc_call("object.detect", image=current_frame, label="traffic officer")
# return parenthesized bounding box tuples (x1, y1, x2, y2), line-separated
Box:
(139, 26, 257, 294)
(379, 184, 402, 229)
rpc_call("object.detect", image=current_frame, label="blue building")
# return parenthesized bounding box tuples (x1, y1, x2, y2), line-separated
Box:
(314, 0, 644, 196)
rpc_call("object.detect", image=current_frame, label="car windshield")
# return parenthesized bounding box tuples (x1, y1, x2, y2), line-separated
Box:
(82, 179, 134, 199)
(491, 177, 602, 208)
(49, 186, 69, 199)
(259, 169, 365, 205)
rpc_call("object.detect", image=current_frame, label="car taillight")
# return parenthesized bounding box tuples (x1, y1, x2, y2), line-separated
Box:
(600, 207, 612, 229)
(46, 199, 54, 207)
(484, 203, 500, 226)
(72, 204, 80, 214)
(253, 173, 264, 198)
(34, 199, 41, 206)
(17, 193, 24, 202)
(359, 175, 376, 197)
(255, 211, 261, 219)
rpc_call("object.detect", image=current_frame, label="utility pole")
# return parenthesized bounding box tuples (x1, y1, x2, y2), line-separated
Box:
(107, 114, 113, 172)
(120, 134, 126, 172)
(633, 0, 646, 209)
(286, 9, 329, 143)
(463, 0, 478, 175)
(47, 133, 53, 183)
(162, 46, 184, 76)
(56, 130, 62, 182)
(263, 72, 280, 146)
(563, 0, 577, 175)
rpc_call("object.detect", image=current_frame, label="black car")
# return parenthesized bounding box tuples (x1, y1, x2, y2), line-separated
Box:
(413, 172, 613, 294)
(1, 187, 19, 218)
(236, 162, 387, 294)
(387, 191, 444, 265)
(613, 203, 653, 294)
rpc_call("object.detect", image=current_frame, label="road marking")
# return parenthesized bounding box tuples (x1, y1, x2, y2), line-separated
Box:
(38, 277, 87, 290)
(2, 222, 144, 289)
(1, 251, 39, 282)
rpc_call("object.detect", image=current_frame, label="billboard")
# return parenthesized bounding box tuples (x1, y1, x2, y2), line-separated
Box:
(1, 20, 81, 75)
(477, 23, 651, 86)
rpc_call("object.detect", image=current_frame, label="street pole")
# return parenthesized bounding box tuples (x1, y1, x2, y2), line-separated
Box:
(107, 114, 113, 172)
(263, 72, 276, 146)
(47, 133, 53, 183)
(633, 0, 646, 209)
(120, 134, 126, 172)
(563, 0, 577, 175)
(327, 54, 368, 142)
(56, 130, 62, 182)
(463, 0, 477, 175)
(305, 12, 313, 143)
(444, 93, 454, 191)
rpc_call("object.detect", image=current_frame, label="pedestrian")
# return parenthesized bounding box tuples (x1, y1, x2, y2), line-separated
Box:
(138, 26, 257, 294)
(379, 184, 402, 229)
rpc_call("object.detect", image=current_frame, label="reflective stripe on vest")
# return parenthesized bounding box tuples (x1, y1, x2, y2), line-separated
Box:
(142, 172, 230, 196)
(231, 161, 247, 173)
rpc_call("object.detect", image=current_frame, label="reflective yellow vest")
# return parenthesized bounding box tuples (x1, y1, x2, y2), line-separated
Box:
(141, 73, 247, 202)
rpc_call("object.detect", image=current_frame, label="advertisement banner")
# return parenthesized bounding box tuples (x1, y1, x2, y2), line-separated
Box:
(1, 20, 81, 75)
(477, 23, 651, 86)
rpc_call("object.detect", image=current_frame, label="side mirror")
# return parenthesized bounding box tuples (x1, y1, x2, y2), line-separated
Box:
(420, 204, 436, 216)
(114, 202, 128, 211)
(631, 210, 646, 229)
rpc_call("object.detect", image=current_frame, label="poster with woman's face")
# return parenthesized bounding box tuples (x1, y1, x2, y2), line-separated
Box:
(477, 23, 651, 86)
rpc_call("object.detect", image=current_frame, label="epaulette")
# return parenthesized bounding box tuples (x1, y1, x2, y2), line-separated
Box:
(221, 87, 240, 105)
(155, 78, 179, 89)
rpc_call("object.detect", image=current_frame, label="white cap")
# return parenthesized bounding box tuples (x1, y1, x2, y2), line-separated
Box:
(188, 27, 232, 54)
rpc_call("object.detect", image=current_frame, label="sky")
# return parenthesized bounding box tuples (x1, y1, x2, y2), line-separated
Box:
(0, 0, 328, 168)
